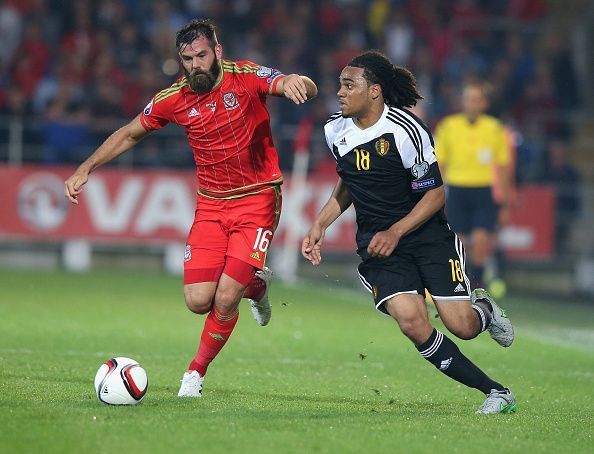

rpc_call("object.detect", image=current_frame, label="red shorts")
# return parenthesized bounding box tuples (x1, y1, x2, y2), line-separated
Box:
(184, 187, 282, 283)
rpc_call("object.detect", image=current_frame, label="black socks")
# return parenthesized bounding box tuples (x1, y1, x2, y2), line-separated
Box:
(472, 299, 493, 332)
(417, 329, 505, 394)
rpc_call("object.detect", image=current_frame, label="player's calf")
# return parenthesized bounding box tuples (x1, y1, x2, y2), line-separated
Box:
(448, 323, 481, 341)
(431, 298, 481, 340)
(440, 305, 482, 340)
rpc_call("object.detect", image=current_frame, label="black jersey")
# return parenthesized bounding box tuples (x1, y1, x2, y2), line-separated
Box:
(324, 104, 448, 255)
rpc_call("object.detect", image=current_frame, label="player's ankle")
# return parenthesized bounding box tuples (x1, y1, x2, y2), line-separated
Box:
(473, 298, 493, 313)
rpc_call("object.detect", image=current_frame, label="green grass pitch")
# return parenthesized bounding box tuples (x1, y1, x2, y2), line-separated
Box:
(1, 269, 592, 453)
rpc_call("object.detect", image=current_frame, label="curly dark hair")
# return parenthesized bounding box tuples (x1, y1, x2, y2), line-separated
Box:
(348, 51, 423, 108)
(176, 19, 218, 51)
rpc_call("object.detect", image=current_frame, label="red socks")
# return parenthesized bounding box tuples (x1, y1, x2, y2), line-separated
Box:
(187, 272, 265, 376)
(189, 307, 239, 376)
(243, 273, 266, 300)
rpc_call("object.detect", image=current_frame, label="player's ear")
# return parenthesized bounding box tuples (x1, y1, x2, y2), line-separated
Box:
(214, 43, 223, 60)
(369, 83, 381, 101)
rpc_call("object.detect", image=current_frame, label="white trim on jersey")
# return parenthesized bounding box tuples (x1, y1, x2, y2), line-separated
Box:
(387, 107, 436, 170)
(324, 104, 437, 171)
(387, 108, 423, 163)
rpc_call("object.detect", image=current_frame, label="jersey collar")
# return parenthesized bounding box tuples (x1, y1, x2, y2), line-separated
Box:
(463, 113, 486, 125)
(350, 104, 389, 131)
(212, 59, 224, 90)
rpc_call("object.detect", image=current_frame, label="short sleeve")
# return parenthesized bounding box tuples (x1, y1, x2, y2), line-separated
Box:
(139, 96, 170, 131)
(396, 128, 443, 194)
(236, 61, 286, 97)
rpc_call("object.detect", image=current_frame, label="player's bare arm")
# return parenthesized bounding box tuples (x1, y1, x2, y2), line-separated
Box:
(64, 116, 151, 204)
(274, 74, 317, 104)
(367, 186, 446, 258)
(302, 178, 352, 265)
(496, 162, 513, 225)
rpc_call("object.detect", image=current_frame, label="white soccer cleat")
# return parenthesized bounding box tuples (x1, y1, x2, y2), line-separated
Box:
(248, 266, 273, 326)
(177, 370, 204, 398)
(472, 288, 514, 347)
(476, 388, 517, 414)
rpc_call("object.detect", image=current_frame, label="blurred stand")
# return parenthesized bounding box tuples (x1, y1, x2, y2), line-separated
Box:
(0, 0, 593, 302)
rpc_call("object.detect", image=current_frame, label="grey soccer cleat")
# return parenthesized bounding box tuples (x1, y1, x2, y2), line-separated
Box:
(249, 267, 273, 326)
(476, 389, 517, 414)
(472, 288, 514, 347)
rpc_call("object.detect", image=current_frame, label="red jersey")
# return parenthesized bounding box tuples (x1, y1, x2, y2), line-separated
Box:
(139, 59, 286, 198)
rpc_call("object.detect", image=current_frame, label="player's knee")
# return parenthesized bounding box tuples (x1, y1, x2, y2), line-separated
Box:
(213, 288, 241, 314)
(183, 288, 212, 314)
(184, 297, 211, 314)
(397, 316, 430, 344)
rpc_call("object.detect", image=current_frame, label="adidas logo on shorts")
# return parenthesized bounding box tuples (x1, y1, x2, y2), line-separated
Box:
(454, 283, 465, 292)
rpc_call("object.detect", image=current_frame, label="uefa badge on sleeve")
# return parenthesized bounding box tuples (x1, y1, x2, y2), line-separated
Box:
(411, 161, 429, 179)
(184, 245, 192, 262)
(256, 66, 273, 78)
(144, 99, 154, 115)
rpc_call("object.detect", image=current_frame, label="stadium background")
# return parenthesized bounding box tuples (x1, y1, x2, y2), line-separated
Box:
(1, 0, 593, 300)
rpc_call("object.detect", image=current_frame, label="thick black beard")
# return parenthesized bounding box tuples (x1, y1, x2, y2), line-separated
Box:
(185, 58, 220, 94)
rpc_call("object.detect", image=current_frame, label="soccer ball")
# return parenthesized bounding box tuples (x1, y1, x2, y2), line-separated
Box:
(94, 357, 148, 405)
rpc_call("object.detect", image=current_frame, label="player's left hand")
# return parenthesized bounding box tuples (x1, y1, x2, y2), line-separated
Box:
(281, 74, 308, 104)
(367, 230, 400, 258)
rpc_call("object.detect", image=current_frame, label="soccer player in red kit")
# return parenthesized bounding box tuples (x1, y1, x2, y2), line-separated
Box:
(64, 19, 317, 397)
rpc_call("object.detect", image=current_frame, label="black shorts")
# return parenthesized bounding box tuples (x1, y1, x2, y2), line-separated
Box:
(357, 227, 471, 315)
(445, 186, 498, 234)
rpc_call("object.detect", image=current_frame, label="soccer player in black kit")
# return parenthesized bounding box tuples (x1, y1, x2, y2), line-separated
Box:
(302, 51, 517, 414)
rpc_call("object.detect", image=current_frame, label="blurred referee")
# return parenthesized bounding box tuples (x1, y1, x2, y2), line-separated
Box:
(435, 82, 511, 289)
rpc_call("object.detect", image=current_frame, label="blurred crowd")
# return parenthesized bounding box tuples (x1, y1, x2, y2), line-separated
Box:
(0, 0, 582, 183)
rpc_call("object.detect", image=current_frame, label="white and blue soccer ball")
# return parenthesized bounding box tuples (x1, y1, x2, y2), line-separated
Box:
(94, 357, 148, 405)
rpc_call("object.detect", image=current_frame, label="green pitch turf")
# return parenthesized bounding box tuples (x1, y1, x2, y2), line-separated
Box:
(1, 269, 592, 453)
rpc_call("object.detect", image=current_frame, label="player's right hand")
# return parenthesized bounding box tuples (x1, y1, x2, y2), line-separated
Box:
(301, 224, 325, 266)
(64, 170, 89, 205)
